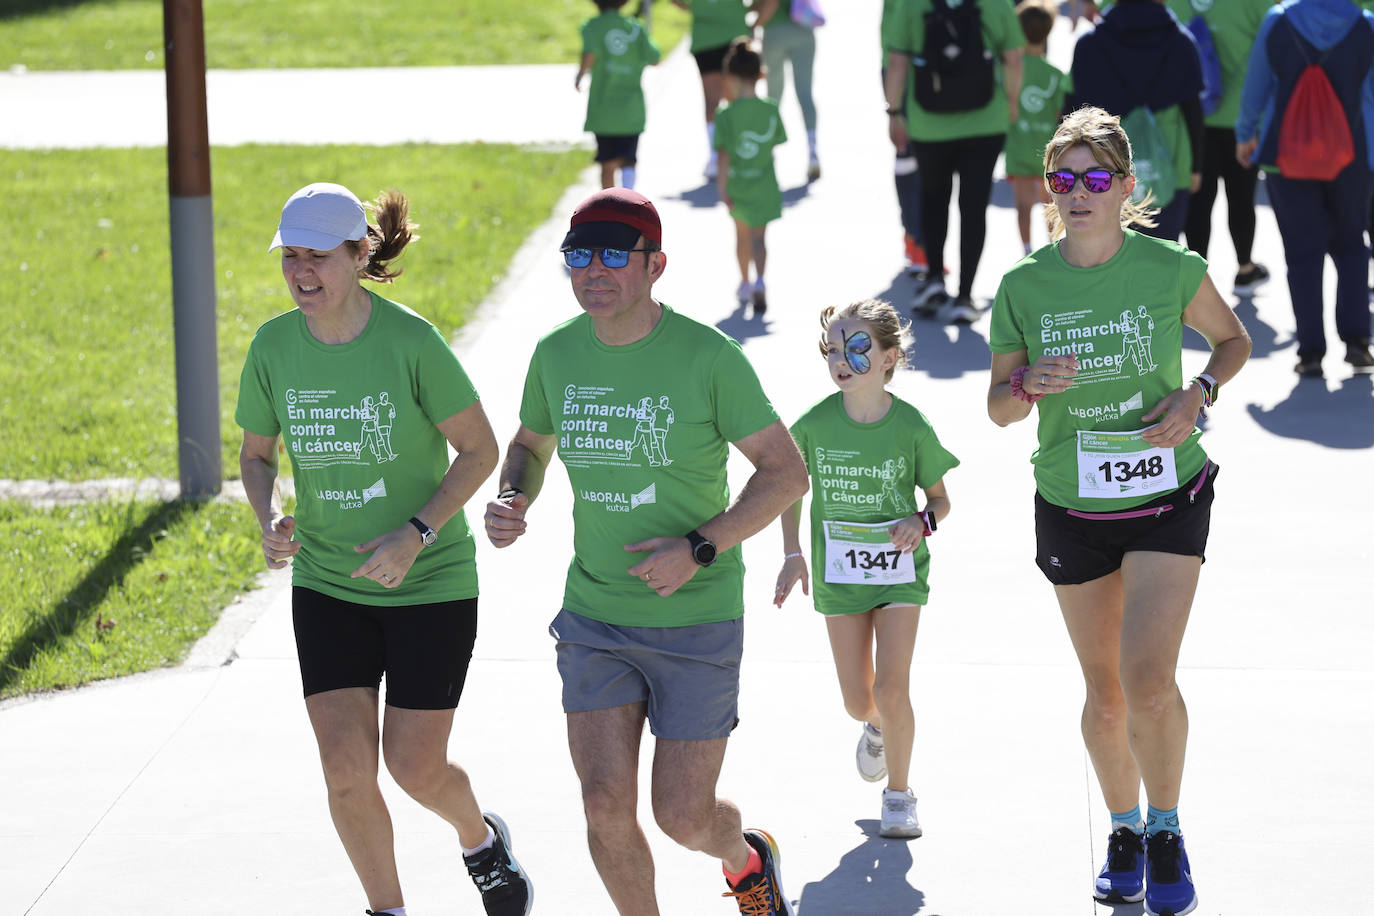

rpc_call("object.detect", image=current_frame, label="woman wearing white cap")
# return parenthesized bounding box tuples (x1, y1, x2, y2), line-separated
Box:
(235, 183, 533, 916)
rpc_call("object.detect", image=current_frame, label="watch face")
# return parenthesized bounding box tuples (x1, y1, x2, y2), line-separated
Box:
(422, 530, 437, 546)
(693, 541, 717, 565)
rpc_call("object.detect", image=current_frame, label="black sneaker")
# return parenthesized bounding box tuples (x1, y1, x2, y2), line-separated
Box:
(1233, 263, 1270, 295)
(1345, 339, 1374, 370)
(464, 812, 533, 916)
(1295, 353, 1324, 378)
(1093, 826, 1145, 903)
(1144, 830, 1197, 916)
(722, 828, 796, 915)
(914, 287, 950, 319)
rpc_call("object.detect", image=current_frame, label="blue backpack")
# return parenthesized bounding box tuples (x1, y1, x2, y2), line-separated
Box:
(1186, 15, 1224, 116)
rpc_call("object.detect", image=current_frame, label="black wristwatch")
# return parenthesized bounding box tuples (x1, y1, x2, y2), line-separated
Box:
(409, 516, 437, 547)
(686, 529, 717, 567)
(921, 510, 937, 535)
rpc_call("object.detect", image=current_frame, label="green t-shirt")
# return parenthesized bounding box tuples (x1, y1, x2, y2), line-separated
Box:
(713, 96, 787, 227)
(886, 0, 1026, 142)
(582, 10, 661, 136)
(235, 292, 481, 605)
(519, 304, 779, 627)
(1006, 53, 1072, 177)
(1165, 0, 1273, 130)
(988, 231, 1210, 510)
(791, 393, 960, 615)
(689, 0, 750, 52)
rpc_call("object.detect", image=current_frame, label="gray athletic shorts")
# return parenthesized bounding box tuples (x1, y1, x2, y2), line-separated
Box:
(549, 608, 743, 741)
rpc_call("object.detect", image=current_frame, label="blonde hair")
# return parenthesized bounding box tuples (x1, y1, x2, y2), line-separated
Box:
(1042, 106, 1159, 240)
(817, 298, 911, 382)
(344, 188, 419, 283)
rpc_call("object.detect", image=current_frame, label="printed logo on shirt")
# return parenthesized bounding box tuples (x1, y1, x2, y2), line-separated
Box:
(559, 384, 680, 511)
(1020, 75, 1060, 115)
(812, 447, 914, 519)
(577, 482, 657, 513)
(736, 118, 779, 159)
(1066, 390, 1144, 423)
(1036, 306, 1160, 388)
(605, 23, 641, 56)
(315, 478, 385, 511)
(1190, 0, 1213, 12)
(284, 388, 401, 470)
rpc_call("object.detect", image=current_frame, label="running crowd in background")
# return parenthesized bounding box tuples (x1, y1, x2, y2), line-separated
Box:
(575, 0, 1374, 377)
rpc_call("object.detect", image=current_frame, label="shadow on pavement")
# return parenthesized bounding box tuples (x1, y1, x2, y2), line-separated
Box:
(796, 820, 925, 915)
(716, 301, 770, 344)
(872, 271, 992, 379)
(667, 181, 720, 208)
(1246, 372, 1374, 448)
(1183, 291, 1286, 358)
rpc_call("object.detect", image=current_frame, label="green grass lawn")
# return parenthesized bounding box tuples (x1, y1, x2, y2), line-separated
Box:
(3, 0, 689, 70)
(0, 497, 264, 698)
(2, 142, 587, 481)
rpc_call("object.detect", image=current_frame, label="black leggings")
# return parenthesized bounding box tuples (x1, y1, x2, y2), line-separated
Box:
(1184, 126, 1259, 263)
(911, 133, 1005, 299)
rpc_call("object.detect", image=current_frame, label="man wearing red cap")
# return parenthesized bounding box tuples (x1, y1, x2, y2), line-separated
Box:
(485, 188, 808, 915)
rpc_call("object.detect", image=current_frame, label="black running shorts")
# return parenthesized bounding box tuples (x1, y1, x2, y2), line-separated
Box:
(1033, 462, 1218, 586)
(694, 43, 731, 75)
(291, 587, 478, 710)
(594, 134, 640, 165)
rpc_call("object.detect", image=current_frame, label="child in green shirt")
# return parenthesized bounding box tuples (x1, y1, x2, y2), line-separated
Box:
(575, 0, 662, 189)
(1007, 0, 1070, 255)
(775, 298, 958, 839)
(714, 37, 787, 316)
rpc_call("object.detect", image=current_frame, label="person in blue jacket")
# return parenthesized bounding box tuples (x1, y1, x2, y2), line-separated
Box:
(1236, 0, 1374, 378)
(1067, 0, 1205, 242)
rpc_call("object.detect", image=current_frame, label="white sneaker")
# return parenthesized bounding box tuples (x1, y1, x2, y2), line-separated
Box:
(855, 724, 886, 782)
(705, 153, 719, 180)
(880, 788, 922, 838)
(735, 280, 752, 305)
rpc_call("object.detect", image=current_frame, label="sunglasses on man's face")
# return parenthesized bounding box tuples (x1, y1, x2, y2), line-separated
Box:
(1044, 168, 1125, 194)
(562, 247, 654, 269)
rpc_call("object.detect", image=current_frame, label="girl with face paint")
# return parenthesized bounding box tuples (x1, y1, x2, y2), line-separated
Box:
(771, 298, 960, 840)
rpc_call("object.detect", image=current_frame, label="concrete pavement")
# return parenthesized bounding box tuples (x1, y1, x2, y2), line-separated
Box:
(3, 6, 1372, 915)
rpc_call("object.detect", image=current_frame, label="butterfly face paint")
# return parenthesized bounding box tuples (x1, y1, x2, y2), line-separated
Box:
(844, 330, 872, 375)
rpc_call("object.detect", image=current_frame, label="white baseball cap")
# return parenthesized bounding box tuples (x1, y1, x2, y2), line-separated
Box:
(268, 182, 368, 252)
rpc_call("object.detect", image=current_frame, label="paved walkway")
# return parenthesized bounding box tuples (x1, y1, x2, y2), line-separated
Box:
(3, 8, 1372, 916)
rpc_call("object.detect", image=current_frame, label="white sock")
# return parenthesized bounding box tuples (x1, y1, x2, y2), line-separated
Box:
(372, 908, 407, 916)
(807, 130, 818, 154)
(621, 165, 637, 189)
(461, 824, 496, 857)
(707, 122, 716, 151)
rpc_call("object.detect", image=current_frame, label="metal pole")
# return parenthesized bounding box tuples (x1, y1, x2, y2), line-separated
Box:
(164, 0, 221, 499)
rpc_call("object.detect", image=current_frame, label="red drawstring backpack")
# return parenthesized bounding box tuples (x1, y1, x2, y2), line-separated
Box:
(1276, 19, 1356, 181)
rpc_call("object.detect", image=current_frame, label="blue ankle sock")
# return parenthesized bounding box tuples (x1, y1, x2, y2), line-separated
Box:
(1145, 804, 1180, 836)
(1110, 805, 1144, 835)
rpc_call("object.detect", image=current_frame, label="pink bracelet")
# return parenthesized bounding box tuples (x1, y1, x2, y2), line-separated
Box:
(1009, 365, 1044, 403)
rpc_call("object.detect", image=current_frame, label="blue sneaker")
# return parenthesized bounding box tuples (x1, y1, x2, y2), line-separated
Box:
(1144, 830, 1198, 916)
(1094, 826, 1145, 903)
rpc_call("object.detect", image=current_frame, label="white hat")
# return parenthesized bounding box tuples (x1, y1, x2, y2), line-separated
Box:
(268, 182, 368, 252)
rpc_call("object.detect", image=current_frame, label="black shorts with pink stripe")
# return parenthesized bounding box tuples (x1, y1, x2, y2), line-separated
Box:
(1033, 461, 1218, 586)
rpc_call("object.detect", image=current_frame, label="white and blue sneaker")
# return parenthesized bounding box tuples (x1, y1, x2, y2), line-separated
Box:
(464, 811, 533, 916)
(1144, 830, 1197, 916)
(1093, 826, 1145, 903)
(856, 723, 886, 782)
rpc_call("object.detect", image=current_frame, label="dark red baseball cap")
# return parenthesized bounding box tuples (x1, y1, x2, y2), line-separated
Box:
(560, 188, 663, 251)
